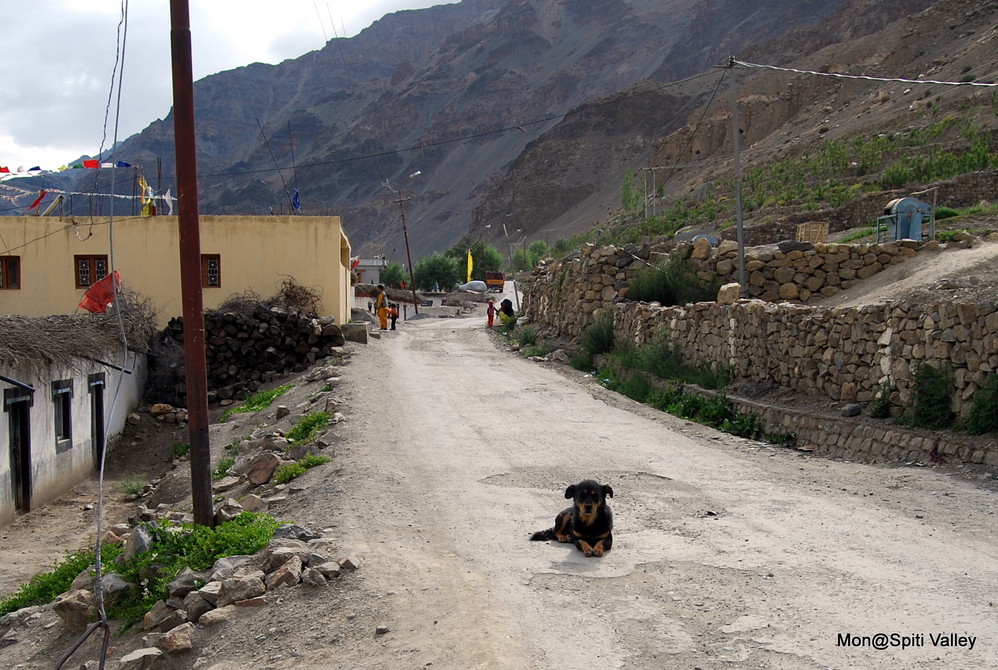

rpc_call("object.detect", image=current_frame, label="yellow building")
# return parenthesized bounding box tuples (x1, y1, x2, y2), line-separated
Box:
(0, 215, 352, 327)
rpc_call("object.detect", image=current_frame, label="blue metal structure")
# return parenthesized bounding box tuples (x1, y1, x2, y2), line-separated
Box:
(876, 197, 935, 242)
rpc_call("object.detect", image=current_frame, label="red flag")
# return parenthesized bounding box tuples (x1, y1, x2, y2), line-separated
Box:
(83, 159, 99, 168)
(0, 166, 9, 173)
(79, 271, 120, 314)
(27, 189, 47, 211)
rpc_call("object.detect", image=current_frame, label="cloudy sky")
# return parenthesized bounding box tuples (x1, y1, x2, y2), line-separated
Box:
(0, 1, 455, 172)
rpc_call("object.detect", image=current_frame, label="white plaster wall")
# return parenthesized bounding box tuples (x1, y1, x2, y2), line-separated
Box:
(0, 352, 146, 526)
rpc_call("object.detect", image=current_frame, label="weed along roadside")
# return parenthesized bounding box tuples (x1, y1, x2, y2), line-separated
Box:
(0, 355, 356, 666)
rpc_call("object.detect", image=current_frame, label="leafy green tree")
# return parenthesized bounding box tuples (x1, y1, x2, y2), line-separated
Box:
(445, 237, 505, 280)
(621, 167, 642, 212)
(413, 252, 460, 291)
(380, 261, 408, 288)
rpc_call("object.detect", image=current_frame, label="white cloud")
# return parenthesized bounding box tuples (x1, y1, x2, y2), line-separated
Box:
(0, 1, 455, 171)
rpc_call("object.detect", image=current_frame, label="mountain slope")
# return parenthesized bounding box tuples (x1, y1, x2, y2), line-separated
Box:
(60, 0, 980, 262)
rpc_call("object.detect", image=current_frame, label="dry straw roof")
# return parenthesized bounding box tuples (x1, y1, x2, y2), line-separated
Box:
(0, 291, 156, 374)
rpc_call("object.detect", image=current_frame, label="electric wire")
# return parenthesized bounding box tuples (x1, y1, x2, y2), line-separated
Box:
(733, 59, 998, 87)
(55, 2, 133, 667)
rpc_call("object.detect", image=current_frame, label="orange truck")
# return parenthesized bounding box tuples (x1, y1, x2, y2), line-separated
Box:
(485, 271, 505, 292)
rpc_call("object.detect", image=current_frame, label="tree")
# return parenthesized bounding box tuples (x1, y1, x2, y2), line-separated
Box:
(444, 238, 504, 280)
(413, 253, 460, 291)
(380, 261, 408, 288)
(621, 167, 642, 213)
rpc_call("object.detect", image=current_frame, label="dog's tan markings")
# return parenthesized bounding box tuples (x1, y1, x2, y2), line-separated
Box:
(577, 540, 595, 556)
(555, 514, 572, 542)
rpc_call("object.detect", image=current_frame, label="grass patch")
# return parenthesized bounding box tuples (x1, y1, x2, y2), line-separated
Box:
(220, 384, 294, 422)
(108, 512, 281, 625)
(840, 227, 876, 243)
(599, 369, 792, 444)
(212, 457, 236, 480)
(286, 411, 330, 443)
(628, 254, 718, 306)
(521, 342, 556, 358)
(0, 544, 124, 616)
(896, 363, 955, 430)
(963, 373, 998, 435)
(117, 479, 146, 496)
(171, 442, 190, 458)
(273, 453, 331, 484)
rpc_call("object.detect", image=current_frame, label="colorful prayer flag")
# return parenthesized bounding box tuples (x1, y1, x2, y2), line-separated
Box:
(292, 188, 301, 212)
(466, 250, 473, 283)
(0, 167, 9, 173)
(27, 189, 47, 211)
(83, 159, 99, 168)
(79, 271, 120, 314)
(116, 161, 132, 168)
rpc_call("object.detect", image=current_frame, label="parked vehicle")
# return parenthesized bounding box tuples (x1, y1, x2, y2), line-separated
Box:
(485, 271, 505, 292)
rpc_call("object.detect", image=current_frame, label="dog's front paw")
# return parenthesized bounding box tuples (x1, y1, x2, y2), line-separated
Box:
(591, 543, 605, 557)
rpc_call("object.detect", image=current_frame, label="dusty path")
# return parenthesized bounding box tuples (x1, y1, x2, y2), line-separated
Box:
(3, 309, 996, 669)
(204, 313, 995, 670)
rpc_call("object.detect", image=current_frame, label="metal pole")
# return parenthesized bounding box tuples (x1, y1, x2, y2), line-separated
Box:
(730, 58, 746, 292)
(170, 0, 213, 527)
(397, 194, 419, 314)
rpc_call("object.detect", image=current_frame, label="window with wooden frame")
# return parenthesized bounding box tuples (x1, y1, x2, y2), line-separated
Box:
(0, 256, 20, 289)
(52, 379, 73, 448)
(75, 254, 108, 288)
(201, 254, 221, 288)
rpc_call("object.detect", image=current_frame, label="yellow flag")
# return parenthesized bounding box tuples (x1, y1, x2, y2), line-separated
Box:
(467, 250, 473, 283)
(138, 175, 150, 204)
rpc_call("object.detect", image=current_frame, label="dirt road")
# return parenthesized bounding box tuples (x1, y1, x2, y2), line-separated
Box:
(3, 308, 996, 669)
(201, 312, 995, 670)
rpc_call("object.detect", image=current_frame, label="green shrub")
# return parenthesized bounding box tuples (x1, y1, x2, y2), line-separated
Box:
(299, 453, 331, 469)
(0, 544, 124, 616)
(286, 411, 330, 443)
(171, 442, 190, 457)
(109, 513, 280, 625)
(907, 363, 955, 429)
(220, 384, 294, 421)
(273, 463, 306, 484)
(935, 230, 965, 243)
(212, 457, 236, 480)
(628, 254, 718, 306)
(118, 479, 146, 496)
(521, 342, 556, 358)
(516, 325, 538, 347)
(870, 379, 893, 419)
(963, 373, 998, 435)
(273, 452, 331, 485)
(580, 311, 614, 358)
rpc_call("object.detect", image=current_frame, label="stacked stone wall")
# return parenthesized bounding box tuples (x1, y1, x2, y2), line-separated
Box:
(522, 239, 998, 467)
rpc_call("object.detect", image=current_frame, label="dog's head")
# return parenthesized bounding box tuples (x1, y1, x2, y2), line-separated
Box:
(565, 480, 613, 525)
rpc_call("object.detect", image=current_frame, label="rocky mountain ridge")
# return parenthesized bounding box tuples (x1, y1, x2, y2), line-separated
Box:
(52, 0, 993, 261)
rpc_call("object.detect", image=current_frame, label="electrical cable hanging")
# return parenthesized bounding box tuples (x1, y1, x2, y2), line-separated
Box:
(55, 1, 134, 667)
(733, 59, 998, 87)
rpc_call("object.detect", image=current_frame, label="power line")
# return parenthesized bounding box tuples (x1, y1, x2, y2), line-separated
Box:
(733, 59, 998, 87)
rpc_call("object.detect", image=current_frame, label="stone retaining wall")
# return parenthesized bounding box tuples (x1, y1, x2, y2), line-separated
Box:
(522, 240, 998, 467)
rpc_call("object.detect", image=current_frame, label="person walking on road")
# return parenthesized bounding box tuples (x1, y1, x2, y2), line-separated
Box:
(376, 285, 389, 330)
(486, 299, 497, 328)
(390, 303, 400, 330)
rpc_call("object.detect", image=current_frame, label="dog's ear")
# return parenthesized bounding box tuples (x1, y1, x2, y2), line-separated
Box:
(603, 484, 614, 498)
(564, 485, 577, 499)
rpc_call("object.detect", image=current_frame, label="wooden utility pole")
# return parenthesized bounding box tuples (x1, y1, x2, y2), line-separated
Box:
(396, 193, 419, 313)
(170, 0, 213, 526)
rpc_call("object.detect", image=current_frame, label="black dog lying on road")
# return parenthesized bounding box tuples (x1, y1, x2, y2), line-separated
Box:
(530, 480, 613, 557)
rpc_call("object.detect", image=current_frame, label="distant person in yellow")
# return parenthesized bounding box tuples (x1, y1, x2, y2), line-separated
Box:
(376, 285, 390, 330)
